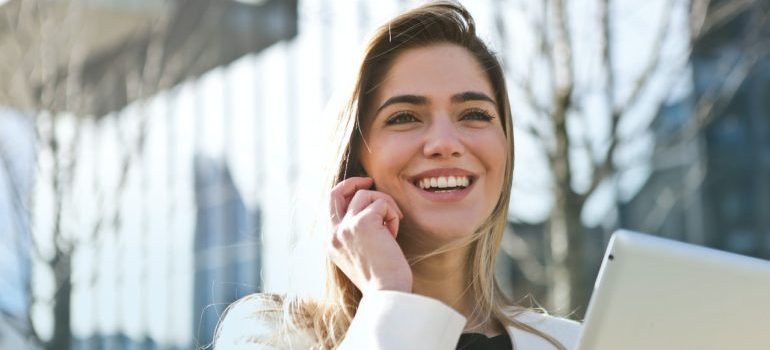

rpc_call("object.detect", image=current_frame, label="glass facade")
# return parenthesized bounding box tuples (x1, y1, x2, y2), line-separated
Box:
(624, 1, 770, 259)
(4, 0, 768, 348)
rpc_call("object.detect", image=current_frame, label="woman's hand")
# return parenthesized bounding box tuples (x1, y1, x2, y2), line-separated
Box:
(328, 177, 413, 294)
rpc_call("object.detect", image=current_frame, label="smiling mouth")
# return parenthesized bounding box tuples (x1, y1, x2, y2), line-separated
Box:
(413, 175, 475, 192)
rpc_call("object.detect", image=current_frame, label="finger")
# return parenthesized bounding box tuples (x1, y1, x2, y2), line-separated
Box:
(362, 199, 401, 238)
(384, 211, 400, 239)
(329, 177, 374, 225)
(347, 190, 403, 219)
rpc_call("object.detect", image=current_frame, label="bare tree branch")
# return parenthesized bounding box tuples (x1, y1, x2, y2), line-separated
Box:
(500, 230, 547, 285)
(696, 0, 755, 39)
(515, 71, 554, 147)
(517, 67, 552, 118)
(643, 163, 707, 233)
(0, 1, 212, 346)
(616, 0, 674, 116)
(586, 0, 675, 199)
(511, 1, 556, 154)
(550, 0, 574, 106)
(511, 0, 768, 316)
(599, 0, 613, 105)
(689, 0, 712, 39)
(549, 0, 576, 185)
(663, 14, 769, 148)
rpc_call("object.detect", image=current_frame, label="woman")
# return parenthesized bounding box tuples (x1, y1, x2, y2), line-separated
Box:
(215, 1, 580, 349)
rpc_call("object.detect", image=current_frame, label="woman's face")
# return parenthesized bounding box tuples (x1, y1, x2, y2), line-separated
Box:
(359, 43, 508, 243)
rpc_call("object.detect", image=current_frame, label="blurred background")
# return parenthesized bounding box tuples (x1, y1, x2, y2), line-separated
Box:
(0, 0, 768, 349)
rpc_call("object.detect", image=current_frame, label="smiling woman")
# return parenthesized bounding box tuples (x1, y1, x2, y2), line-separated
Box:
(214, 1, 580, 349)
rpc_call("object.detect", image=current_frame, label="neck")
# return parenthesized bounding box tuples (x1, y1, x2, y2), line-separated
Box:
(400, 237, 503, 336)
(409, 246, 473, 314)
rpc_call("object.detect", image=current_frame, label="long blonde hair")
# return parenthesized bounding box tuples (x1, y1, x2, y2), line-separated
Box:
(217, 1, 567, 349)
(302, 1, 566, 349)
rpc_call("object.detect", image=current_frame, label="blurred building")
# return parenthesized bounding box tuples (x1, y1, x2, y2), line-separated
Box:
(0, 109, 36, 350)
(1, 0, 297, 349)
(192, 155, 260, 347)
(3, 0, 767, 348)
(622, 1, 770, 259)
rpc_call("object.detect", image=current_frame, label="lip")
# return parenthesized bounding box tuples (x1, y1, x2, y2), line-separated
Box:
(407, 167, 477, 202)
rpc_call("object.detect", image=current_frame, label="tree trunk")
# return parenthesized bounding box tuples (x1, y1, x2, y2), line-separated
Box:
(49, 252, 72, 350)
(547, 188, 571, 313)
(547, 83, 588, 315)
(547, 182, 587, 315)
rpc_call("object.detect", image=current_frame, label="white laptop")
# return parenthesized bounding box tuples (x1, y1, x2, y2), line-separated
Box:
(576, 230, 770, 350)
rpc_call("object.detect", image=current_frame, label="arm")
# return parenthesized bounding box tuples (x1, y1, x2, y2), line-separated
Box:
(338, 291, 467, 350)
(325, 178, 465, 349)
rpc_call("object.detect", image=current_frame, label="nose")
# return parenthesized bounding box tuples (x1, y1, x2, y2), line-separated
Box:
(423, 117, 464, 159)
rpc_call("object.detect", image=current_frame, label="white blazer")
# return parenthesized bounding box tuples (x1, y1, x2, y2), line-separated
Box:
(215, 291, 581, 350)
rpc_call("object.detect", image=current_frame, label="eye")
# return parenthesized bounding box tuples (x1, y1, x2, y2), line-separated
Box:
(461, 108, 495, 122)
(385, 112, 419, 125)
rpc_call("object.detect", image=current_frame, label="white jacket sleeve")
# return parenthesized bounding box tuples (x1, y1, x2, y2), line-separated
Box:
(339, 290, 467, 350)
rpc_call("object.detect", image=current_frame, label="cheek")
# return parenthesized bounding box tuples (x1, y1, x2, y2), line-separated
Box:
(477, 140, 508, 226)
(479, 131, 509, 192)
(361, 135, 415, 183)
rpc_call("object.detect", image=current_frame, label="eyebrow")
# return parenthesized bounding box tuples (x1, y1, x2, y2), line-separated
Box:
(450, 91, 496, 104)
(375, 91, 496, 114)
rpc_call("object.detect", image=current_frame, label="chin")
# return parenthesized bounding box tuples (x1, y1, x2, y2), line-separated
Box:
(401, 216, 480, 246)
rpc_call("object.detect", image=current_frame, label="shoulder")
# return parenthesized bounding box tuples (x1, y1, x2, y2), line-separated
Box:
(504, 308, 582, 349)
(214, 293, 315, 350)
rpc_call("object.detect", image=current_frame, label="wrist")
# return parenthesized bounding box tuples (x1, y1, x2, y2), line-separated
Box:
(367, 279, 412, 294)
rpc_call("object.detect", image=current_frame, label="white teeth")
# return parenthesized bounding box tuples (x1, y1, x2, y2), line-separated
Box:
(416, 176, 471, 190)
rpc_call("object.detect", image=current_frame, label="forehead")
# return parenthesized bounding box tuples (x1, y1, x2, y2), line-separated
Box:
(375, 43, 494, 103)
